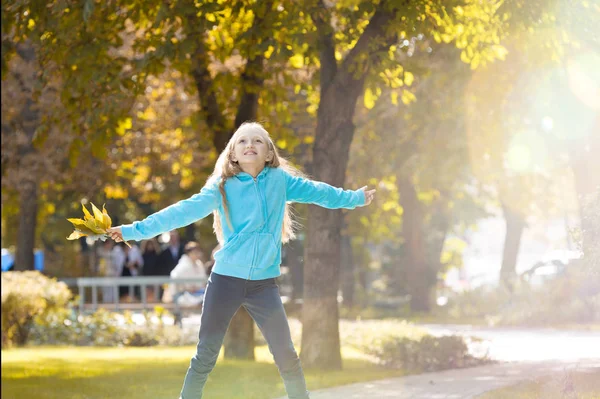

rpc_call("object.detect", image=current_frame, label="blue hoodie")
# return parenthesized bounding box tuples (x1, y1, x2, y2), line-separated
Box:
(121, 167, 365, 280)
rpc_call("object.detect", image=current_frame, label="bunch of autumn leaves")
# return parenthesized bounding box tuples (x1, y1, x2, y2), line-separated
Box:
(67, 203, 130, 248)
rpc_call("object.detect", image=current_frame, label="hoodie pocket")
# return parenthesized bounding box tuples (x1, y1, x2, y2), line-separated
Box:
(216, 233, 249, 264)
(255, 233, 279, 268)
(216, 233, 279, 267)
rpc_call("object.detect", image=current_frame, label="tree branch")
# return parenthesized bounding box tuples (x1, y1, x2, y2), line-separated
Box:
(188, 19, 229, 152)
(234, 54, 265, 129)
(233, 0, 275, 131)
(339, 0, 400, 85)
(309, 0, 337, 94)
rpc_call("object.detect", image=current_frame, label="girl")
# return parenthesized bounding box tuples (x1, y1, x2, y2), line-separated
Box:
(108, 122, 375, 399)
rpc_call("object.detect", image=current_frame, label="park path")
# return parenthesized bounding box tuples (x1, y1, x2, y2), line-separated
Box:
(275, 325, 600, 398)
(293, 359, 599, 399)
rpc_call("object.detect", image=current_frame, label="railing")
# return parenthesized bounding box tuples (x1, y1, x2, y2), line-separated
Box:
(60, 276, 207, 314)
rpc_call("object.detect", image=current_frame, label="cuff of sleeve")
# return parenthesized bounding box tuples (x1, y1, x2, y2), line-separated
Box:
(120, 223, 136, 242)
(357, 189, 366, 206)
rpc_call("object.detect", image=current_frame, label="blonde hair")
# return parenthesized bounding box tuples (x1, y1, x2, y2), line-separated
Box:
(210, 122, 305, 245)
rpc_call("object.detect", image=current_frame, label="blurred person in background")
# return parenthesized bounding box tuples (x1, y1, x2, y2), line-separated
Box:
(158, 230, 185, 276)
(163, 241, 207, 307)
(141, 238, 161, 301)
(97, 240, 115, 303)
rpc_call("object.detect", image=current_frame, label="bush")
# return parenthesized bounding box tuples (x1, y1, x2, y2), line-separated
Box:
(444, 265, 600, 327)
(363, 334, 492, 372)
(30, 308, 194, 347)
(1, 271, 72, 348)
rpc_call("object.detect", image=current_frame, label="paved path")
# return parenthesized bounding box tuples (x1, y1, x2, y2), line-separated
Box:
(287, 360, 600, 399)
(274, 325, 600, 398)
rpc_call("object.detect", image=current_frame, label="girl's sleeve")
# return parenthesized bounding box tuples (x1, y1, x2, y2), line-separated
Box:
(121, 179, 220, 242)
(283, 170, 365, 209)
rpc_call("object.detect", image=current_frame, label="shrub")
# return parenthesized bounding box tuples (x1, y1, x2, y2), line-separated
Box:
(1, 271, 72, 348)
(444, 265, 600, 327)
(30, 307, 195, 347)
(363, 334, 492, 372)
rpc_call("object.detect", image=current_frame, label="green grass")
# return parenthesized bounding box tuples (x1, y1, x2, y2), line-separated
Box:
(479, 369, 600, 399)
(1, 345, 406, 399)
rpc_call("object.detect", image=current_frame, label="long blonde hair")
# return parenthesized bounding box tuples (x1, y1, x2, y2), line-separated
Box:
(210, 122, 305, 245)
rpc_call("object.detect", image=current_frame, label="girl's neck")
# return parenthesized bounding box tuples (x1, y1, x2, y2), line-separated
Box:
(240, 164, 265, 178)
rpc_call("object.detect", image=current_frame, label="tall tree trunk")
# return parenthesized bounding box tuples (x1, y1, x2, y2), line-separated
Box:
(301, 2, 398, 369)
(397, 176, 432, 312)
(341, 234, 355, 308)
(301, 80, 364, 370)
(500, 203, 526, 290)
(428, 198, 450, 280)
(14, 180, 38, 271)
(223, 311, 255, 359)
(286, 238, 305, 300)
(12, 43, 40, 272)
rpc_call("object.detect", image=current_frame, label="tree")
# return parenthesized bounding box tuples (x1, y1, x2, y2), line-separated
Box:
(300, 0, 510, 369)
(2, 1, 136, 270)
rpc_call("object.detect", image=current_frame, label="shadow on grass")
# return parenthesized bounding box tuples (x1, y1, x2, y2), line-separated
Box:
(2, 350, 404, 399)
(2, 356, 287, 399)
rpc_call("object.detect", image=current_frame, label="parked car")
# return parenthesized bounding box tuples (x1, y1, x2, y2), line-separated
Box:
(520, 250, 582, 288)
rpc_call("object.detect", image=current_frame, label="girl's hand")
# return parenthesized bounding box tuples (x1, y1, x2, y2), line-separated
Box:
(107, 226, 124, 242)
(359, 186, 376, 206)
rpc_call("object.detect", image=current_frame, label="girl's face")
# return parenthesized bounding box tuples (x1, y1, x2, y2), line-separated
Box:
(231, 129, 272, 168)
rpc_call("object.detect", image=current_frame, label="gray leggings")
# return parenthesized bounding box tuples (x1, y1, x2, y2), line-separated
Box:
(179, 272, 310, 399)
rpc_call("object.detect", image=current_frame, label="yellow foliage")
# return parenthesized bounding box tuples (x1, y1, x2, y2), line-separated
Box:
(289, 54, 304, 68)
(67, 203, 128, 247)
(401, 90, 416, 105)
(104, 185, 128, 199)
(116, 118, 132, 136)
(363, 88, 376, 109)
(264, 45, 275, 59)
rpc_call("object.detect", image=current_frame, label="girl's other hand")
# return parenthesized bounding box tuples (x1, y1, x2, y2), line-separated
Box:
(359, 186, 376, 206)
(107, 226, 124, 242)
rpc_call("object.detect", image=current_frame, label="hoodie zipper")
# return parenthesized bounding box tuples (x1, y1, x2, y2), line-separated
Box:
(249, 177, 261, 279)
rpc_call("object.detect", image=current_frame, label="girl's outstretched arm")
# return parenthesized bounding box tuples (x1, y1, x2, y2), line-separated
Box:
(108, 179, 220, 242)
(283, 170, 376, 209)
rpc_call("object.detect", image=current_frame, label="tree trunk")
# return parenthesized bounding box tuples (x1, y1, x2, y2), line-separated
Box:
(301, 79, 364, 370)
(12, 43, 40, 272)
(223, 308, 255, 360)
(428, 198, 450, 287)
(398, 175, 433, 312)
(500, 203, 526, 290)
(286, 239, 305, 300)
(301, 2, 398, 369)
(341, 234, 355, 308)
(14, 180, 38, 271)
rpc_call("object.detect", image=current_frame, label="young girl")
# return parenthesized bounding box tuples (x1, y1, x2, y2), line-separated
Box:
(108, 122, 375, 399)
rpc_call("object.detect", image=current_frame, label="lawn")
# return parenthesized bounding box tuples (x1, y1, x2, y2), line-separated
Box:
(478, 369, 600, 399)
(1, 345, 406, 399)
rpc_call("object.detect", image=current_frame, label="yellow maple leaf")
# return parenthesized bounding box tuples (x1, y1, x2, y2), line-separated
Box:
(67, 203, 130, 247)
